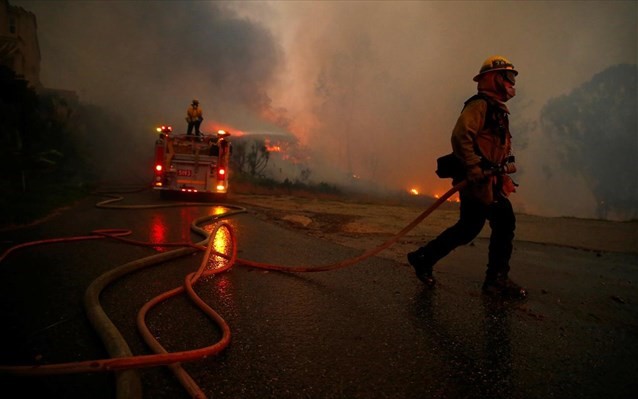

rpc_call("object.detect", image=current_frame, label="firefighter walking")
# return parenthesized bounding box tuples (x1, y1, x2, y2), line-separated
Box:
(408, 55, 527, 299)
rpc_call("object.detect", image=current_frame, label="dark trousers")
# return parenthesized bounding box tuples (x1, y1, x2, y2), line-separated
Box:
(187, 120, 202, 135)
(418, 190, 516, 279)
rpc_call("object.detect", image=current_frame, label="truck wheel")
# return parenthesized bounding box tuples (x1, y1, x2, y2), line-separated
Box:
(159, 190, 177, 200)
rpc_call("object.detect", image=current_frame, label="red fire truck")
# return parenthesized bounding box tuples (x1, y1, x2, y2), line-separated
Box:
(153, 126, 231, 200)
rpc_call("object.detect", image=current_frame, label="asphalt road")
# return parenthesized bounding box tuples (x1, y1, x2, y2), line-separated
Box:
(0, 189, 636, 399)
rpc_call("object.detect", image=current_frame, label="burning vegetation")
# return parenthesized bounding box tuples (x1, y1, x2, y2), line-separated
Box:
(229, 133, 313, 185)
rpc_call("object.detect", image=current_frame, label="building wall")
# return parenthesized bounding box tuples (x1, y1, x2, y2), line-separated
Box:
(0, 0, 41, 88)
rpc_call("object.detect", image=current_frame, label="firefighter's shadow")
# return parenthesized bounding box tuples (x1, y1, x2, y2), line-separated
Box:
(412, 287, 517, 399)
(480, 295, 517, 398)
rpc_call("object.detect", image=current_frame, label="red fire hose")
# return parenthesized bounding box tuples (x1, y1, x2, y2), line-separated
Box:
(0, 180, 466, 399)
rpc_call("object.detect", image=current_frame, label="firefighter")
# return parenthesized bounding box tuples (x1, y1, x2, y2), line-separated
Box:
(408, 55, 526, 299)
(186, 99, 203, 136)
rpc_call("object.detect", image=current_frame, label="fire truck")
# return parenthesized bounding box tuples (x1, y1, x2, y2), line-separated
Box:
(153, 126, 231, 200)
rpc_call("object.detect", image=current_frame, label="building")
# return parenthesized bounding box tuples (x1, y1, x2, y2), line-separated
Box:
(1, 0, 78, 108)
(0, 0, 41, 89)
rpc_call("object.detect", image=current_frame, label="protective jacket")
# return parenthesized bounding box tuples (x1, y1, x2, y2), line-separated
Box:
(451, 93, 516, 205)
(186, 105, 203, 123)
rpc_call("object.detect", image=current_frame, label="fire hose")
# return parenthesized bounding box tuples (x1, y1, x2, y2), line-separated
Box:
(0, 180, 466, 398)
(237, 180, 467, 272)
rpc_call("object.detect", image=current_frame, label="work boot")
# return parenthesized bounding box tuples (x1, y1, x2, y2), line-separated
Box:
(482, 275, 527, 299)
(407, 250, 435, 287)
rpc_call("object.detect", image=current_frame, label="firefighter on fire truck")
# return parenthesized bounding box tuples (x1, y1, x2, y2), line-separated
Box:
(186, 99, 203, 136)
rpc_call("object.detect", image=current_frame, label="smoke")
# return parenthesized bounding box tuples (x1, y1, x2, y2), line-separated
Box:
(14, 1, 286, 132)
(15, 0, 637, 219)
(230, 1, 638, 219)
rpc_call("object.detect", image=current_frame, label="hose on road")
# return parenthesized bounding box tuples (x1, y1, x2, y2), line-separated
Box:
(0, 181, 466, 398)
(239, 180, 467, 272)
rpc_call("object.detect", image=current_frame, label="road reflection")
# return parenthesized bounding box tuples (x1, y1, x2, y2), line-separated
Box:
(149, 213, 169, 251)
(205, 222, 234, 271)
(148, 205, 234, 252)
(412, 287, 516, 398)
(481, 296, 515, 399)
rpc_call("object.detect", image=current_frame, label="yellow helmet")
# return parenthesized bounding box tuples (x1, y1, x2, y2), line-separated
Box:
(473, 55, 518, 82)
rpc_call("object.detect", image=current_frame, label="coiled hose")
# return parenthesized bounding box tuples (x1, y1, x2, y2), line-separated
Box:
(0, 181, 465, 398)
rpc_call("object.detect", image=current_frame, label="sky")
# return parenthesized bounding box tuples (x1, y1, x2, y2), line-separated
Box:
(13, 0, 638, 219)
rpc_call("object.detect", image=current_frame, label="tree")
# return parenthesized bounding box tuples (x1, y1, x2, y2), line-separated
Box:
(246, 139, 270, 177)
(229, 137, 271, 178)
(0, 66, 96, 226)
(541, 64, 637, 219)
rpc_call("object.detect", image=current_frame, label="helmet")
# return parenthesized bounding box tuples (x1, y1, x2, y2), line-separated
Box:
(192, 99, 199, 105)
(473, 56, 518, 82)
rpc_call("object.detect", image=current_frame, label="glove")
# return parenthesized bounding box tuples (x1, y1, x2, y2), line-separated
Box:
(499, 175, 518, 197)
(501, 162, 516, 174)
(467, 165, 485, 184)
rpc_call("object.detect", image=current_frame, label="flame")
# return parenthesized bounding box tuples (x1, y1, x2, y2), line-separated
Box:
(433, 192, 461, 202)
(202, 121, 245, 136)
(264, 138, 282, 152)
(409, 188, 419, 196)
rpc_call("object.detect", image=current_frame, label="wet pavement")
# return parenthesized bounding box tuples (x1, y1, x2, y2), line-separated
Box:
(0, 190, 637, 398)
